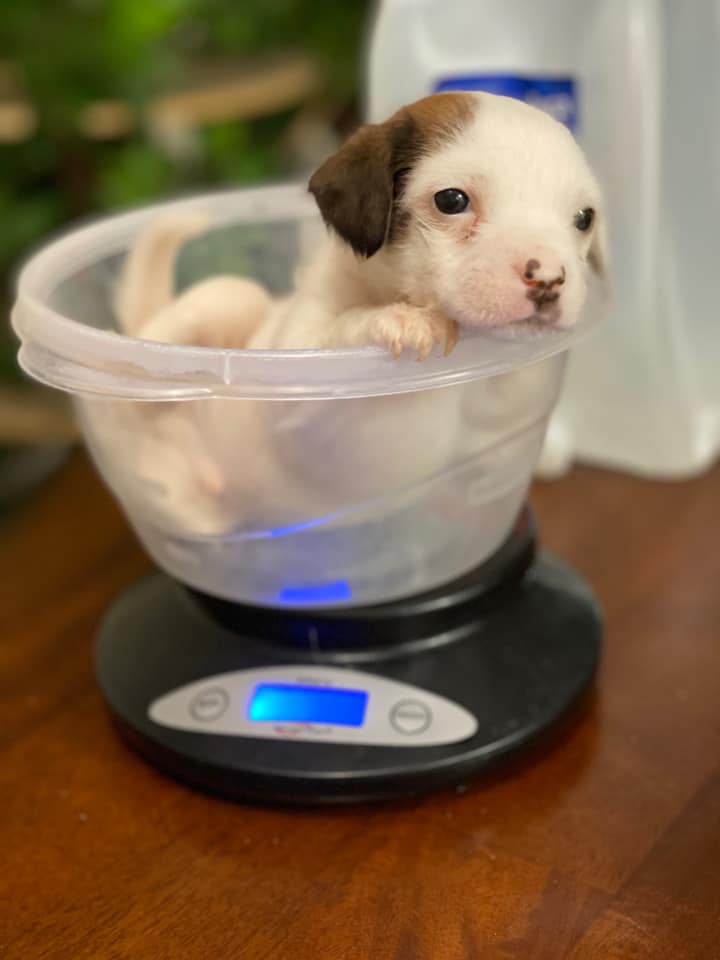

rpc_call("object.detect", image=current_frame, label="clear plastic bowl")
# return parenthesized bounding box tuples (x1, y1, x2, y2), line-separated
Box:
(12, 184, 597, 608)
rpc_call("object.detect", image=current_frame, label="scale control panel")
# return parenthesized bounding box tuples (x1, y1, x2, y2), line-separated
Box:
(149, 666, 478, 747)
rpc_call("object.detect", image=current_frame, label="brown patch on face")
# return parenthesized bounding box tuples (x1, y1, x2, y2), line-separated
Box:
(308, 93, 475, 257)
(387, 204, 413, 245)
(399, 93, 476, 156)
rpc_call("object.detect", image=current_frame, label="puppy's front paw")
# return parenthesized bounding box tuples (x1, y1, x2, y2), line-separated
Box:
(372, 304, 459, 361)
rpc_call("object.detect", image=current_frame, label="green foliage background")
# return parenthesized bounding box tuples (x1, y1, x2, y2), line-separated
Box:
(0, 0, 368, 379)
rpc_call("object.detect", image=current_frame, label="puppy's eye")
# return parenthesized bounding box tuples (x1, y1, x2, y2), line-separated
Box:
(434, 189, 470, 215)
(574, 207, 595, 232)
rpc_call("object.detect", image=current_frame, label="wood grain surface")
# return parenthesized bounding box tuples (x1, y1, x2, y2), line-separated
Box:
(2, 452, 719, 959)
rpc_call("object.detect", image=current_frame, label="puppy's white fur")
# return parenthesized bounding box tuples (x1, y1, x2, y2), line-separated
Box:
(108, 92, 604, 534)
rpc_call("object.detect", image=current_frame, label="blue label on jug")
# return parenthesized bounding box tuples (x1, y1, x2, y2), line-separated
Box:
(434, 75, 578, 131)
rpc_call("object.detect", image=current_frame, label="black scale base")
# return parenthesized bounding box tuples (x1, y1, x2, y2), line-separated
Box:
(96, 510, 602, 805)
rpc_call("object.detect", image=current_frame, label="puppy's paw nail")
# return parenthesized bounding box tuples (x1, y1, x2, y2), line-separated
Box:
(443, 321, 460, 356)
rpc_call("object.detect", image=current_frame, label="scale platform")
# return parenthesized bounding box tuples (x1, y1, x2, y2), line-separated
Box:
(95, 511, 601, 804)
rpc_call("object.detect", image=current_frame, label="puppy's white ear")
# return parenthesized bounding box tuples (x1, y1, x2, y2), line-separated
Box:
(588, 215, 608, 277)
(308, 122, 395, 258)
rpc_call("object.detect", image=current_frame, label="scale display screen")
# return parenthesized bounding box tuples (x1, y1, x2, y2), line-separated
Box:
(248, 683, 368, 727)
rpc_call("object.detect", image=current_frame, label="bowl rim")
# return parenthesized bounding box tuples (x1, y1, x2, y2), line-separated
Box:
(11, 182, 595, 401)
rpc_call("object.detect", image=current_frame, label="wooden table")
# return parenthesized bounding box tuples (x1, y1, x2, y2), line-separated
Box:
(2, 452, 719, 959)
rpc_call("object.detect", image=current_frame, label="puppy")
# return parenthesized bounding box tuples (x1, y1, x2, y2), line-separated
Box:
(108, 92, 605, 536)
(120, 91, 605, 351)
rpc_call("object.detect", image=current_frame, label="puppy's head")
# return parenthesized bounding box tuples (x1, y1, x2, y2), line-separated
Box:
(309, 92, 606, 334)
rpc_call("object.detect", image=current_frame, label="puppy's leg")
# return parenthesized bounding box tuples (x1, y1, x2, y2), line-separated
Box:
(138, 276, 271, 348)
(123, 276, 271, 532)
(137, 406, 236, 534)
(327, 302, 459, 359)
(115, 213, 208, 336)
(129, 275, 271, 534)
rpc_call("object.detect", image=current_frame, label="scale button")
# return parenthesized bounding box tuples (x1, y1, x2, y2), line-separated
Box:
(390, 699, 432, 735)
(189, 686, 229, 722)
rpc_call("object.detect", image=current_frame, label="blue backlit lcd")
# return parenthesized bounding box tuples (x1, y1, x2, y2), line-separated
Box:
(248, 684, 368, 727)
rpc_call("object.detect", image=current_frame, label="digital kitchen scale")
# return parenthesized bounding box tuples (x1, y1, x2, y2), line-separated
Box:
(96, 509, 601, 804)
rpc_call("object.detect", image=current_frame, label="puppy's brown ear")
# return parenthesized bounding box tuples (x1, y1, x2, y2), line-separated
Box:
(588, 215, 608, 277)
(308, 123, 395, 258)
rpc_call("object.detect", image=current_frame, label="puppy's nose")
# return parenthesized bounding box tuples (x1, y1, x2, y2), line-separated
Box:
(519, 259, 566, 312)
(521, 259, 566, 289)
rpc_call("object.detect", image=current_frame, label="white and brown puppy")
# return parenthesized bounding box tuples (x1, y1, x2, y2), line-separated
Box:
(119, 91, 605, 352)
(111, 92, 606, 535)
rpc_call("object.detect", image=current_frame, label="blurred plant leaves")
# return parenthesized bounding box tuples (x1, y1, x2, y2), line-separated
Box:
(0, 0, 368, 336)
(96, 143, 179, 208)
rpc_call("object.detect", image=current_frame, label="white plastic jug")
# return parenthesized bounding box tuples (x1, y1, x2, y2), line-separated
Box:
(366, 0, 718, 478)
